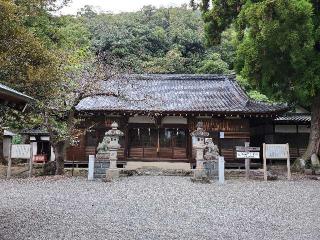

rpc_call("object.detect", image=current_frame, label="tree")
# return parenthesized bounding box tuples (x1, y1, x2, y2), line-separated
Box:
(41, 55, 122, 174)
(0, 0, 61, 100)
(197, 53, 230, 74)
(0, 0, 92, 174)
(200, 0, 320, 160)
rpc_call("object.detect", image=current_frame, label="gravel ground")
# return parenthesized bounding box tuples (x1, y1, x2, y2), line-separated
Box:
(0, 176, 320, 240)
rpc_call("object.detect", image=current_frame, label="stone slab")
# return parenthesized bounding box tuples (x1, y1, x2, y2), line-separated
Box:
(125, 162, 191, 170)
(311, 154, 320, 167)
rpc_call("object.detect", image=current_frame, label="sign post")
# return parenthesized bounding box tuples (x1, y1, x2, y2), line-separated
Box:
(244, 142, 250, 180)
(263, 143, 267, 181)
(236, 142, 260, 180)
(29, 143, 33, 178)
(6, 143, 12, 179)
(263, 143, 291, 181)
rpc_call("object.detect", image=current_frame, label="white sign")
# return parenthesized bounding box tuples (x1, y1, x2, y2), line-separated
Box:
(219, 132, 225, 139)
(237, 152, 260, 159)
(11, 144, 30, 159)
(265, 144, 288, 159)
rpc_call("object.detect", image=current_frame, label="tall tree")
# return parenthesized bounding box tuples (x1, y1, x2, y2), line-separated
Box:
(0, 0, 92, 174)
(0, 0, 61, 100)
(200, 0, 320, 160)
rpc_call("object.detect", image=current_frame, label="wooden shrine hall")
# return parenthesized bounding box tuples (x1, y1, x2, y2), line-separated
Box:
(67, 74, 289, 168)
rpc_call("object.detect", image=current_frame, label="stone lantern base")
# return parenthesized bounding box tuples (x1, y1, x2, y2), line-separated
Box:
(105, 168, 120, 182)
(191, 168, 210, 183)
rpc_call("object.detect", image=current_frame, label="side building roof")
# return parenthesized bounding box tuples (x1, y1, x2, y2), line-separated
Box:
(274, 113, 311, 124)
(0, 83, 33, 108)
(76, 74, 288, 115)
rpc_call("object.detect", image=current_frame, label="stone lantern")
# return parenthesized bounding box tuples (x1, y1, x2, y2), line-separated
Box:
(190, 122, 209, 181)
(104, 122, 124, 180)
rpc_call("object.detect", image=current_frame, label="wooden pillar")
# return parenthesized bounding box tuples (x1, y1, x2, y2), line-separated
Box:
(296, 124, 300, 157)
(244, 142, 250, 180)
(123, 116, 129, 161)
(187, 117, 193, 163)
(155, 116, 162, 160)
(6, 143, 12, 179)
(29, 143, 33, 178)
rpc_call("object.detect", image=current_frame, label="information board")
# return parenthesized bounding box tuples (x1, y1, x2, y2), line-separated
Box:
(11, 144, 30, 159)
(265, 144, 288, 159)
(263, 143, 291, 181)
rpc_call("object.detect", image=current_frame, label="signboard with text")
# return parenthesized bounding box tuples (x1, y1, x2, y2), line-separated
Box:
(11, 144, 30, 159)
(263, 143, 291, 181)
(265, 144, 289, 159)
(236, 151, 260, 159)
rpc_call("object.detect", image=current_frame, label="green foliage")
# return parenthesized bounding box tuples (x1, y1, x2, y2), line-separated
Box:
(248, 90, 271, 103)
(197, 53, 230, 74)
(12, 135, 22, 144)
(0, 0, 61, 100)
(201, 0, 320, 107)
(81, 6, 207, 73)
(0, 0, 91, 145)
(236, 75, 272, 102)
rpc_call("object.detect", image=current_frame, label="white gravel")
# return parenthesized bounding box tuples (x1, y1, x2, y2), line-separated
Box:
(0, 176, 320, 240)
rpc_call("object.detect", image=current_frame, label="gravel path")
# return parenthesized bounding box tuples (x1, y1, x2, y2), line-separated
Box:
(0, 176, 319, 240)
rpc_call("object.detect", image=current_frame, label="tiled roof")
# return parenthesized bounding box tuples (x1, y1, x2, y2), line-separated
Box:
(275, 113, 311, 123)
(3, 130, 16, 137)
(0, 83, 33, 102)
(20, 128, 49, 136)
(76, 74, 287, 114)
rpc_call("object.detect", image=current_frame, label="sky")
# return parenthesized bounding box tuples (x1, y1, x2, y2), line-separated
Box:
(59, 0, 190, 15)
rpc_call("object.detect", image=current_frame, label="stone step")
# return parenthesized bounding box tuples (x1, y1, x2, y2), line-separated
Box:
(94, 168, 107, 174)
(94, 161, 110, 169)
(94, 173, 106, 179)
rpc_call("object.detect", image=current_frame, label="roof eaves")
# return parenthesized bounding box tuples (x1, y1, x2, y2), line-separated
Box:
(0, 83, 34, 103)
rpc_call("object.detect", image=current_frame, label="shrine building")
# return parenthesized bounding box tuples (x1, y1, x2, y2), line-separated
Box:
(67, 74, 301, 168)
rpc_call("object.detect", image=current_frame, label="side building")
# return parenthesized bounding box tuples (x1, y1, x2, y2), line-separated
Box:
(1, 83, 33, 162)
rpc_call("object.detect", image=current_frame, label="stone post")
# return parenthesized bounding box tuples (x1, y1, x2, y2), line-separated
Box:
(218, 156, 225, 184)
(88, 155, 95, 181)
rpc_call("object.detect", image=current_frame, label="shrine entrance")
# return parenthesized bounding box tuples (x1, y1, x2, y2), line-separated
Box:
(128, 126, 188, 160)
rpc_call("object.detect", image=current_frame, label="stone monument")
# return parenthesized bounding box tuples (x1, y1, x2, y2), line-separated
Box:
(203, 138, 220, 179)
(97, 122, 124, 181)
(190, 122, 210, 182)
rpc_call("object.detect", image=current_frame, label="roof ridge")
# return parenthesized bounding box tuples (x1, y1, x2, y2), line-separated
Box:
(122, 74, 235, 81)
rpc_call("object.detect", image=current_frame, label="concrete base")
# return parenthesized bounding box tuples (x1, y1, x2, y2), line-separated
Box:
(191, 169, 210, 183)
(105, 168, 120, 181)
(125, 162, 191, 170)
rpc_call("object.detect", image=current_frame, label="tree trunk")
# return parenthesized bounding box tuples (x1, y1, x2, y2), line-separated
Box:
(53, 141, 66, 175)
(302, 93, 320, 160)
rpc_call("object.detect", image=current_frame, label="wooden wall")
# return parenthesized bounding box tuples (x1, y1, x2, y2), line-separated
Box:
(188, 118, 250, 163)
(66, 116, 251, 163)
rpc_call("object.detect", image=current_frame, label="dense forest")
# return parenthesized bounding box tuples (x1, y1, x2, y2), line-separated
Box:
(0, 1, 269, 103)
